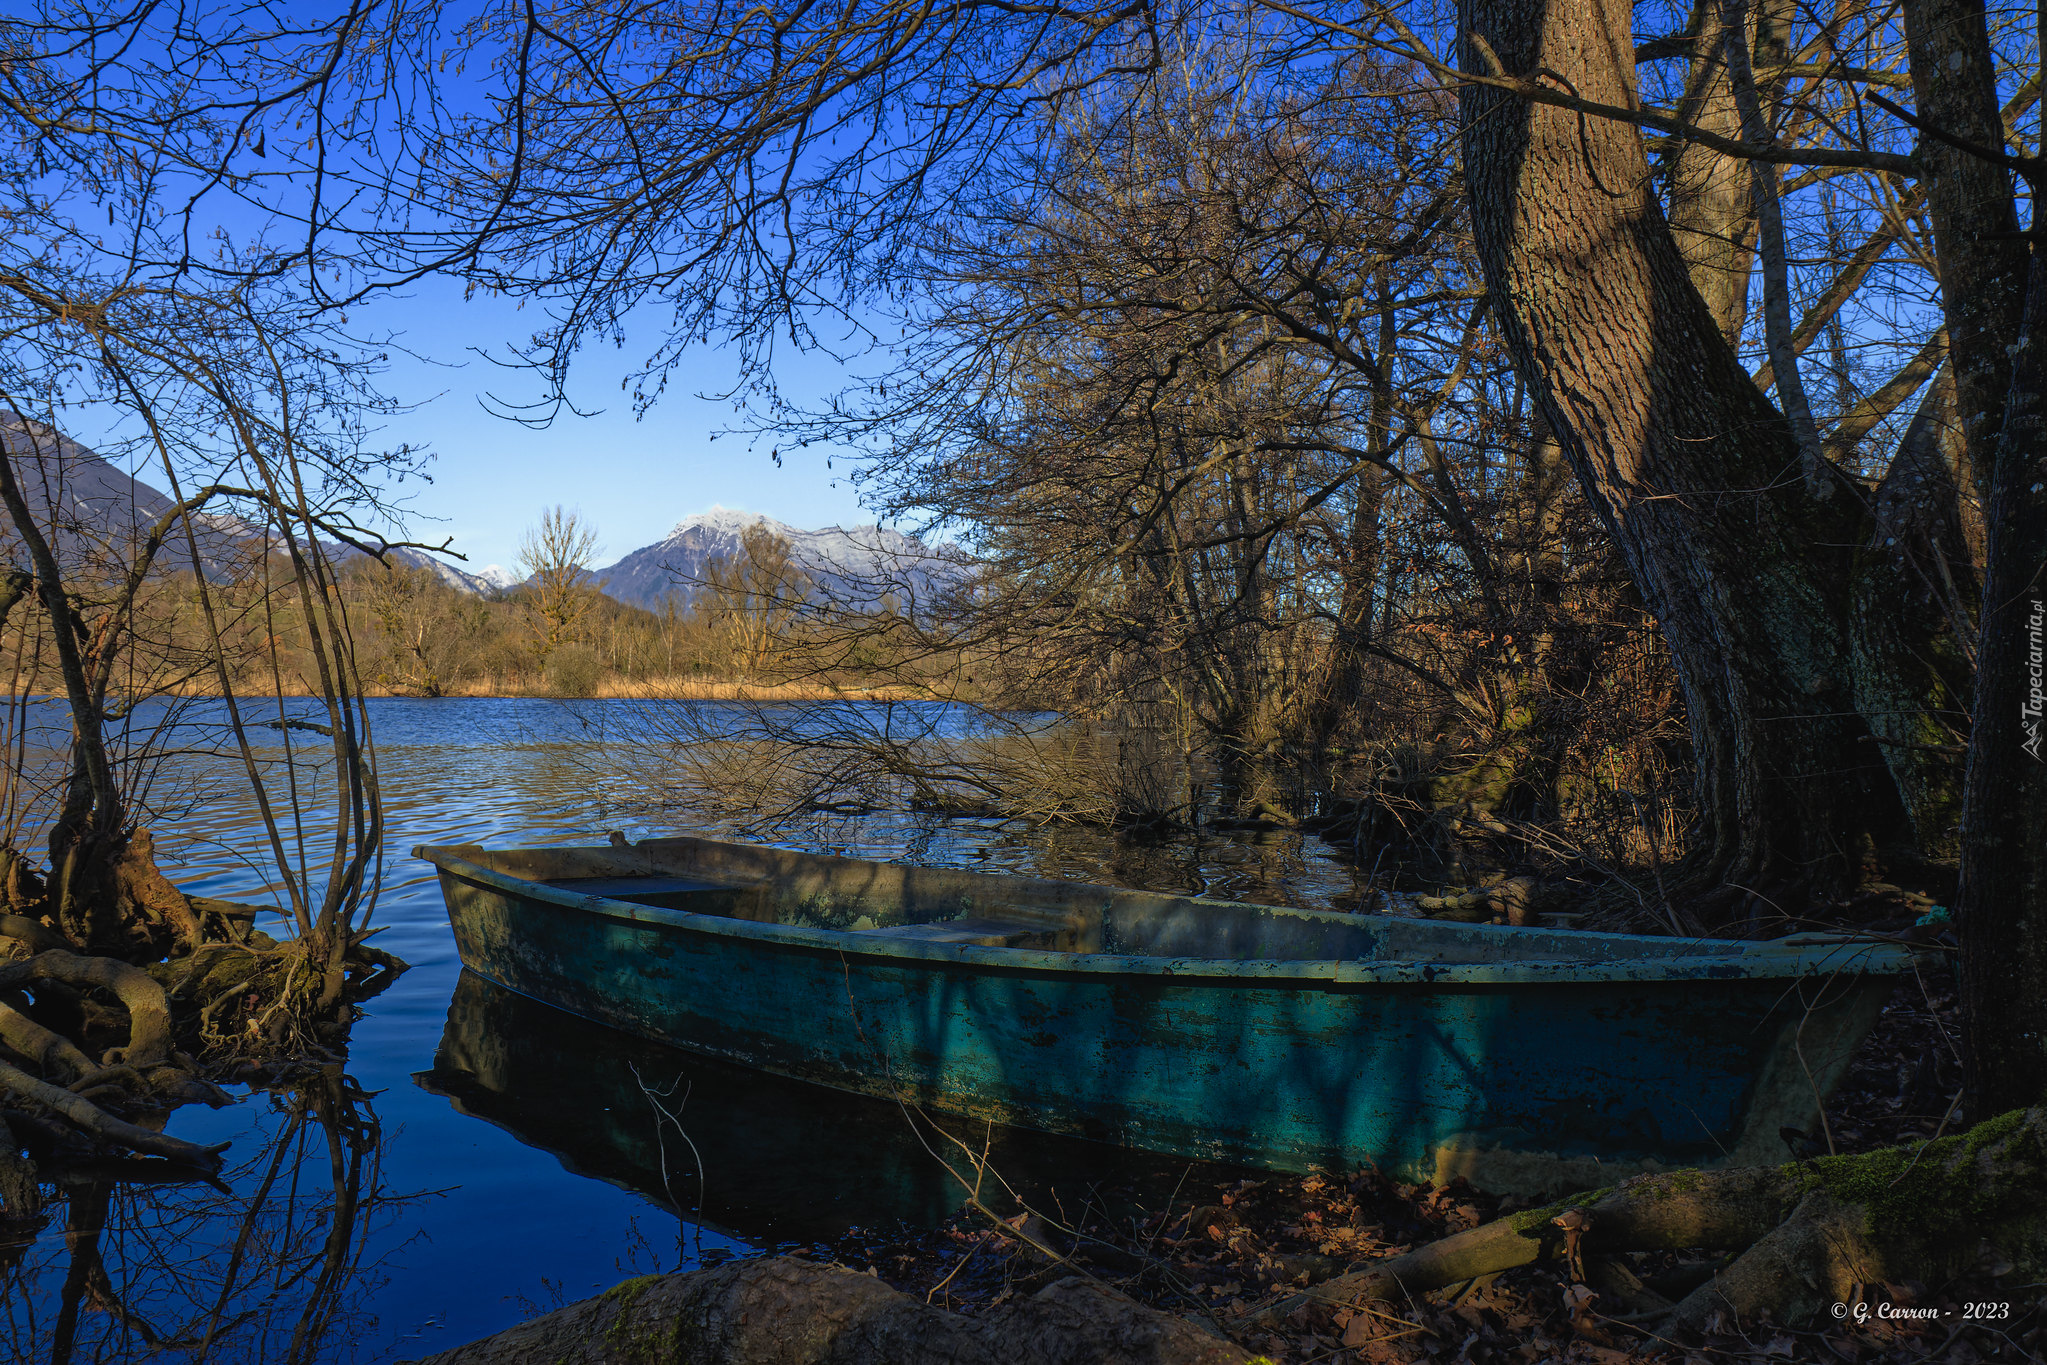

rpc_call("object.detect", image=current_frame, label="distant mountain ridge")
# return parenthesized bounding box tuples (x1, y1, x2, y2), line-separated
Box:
(0, 420, 500, 591)
(0, 425, 947, 612)
(0, 419, 252, 576)
(394, 552, 501, 595)
(589, 506, 954, 612)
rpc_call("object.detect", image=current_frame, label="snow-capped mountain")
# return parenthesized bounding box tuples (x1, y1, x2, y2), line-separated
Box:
(590, 506, 957, 612)
(0, 420, 262, 576)
(382, 548, 501, 594)
(0, 424, 952, 614)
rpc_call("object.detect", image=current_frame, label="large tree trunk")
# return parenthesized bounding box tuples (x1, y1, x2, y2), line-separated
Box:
(1848, 366, 1978, 861)
(1955, 245, 2047, 1116)
(1892, 0, 2047, 1124)
(1662, 0, 1757, 345)
(1460, 0, 2043, 1103)
(1900, 0, 2028, 501)
(1455, 0, 1895, 911)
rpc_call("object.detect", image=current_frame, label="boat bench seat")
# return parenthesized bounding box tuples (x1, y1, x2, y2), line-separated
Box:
(854, 917, 1051, 948)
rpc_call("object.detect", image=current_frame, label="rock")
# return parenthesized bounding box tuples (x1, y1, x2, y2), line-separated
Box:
(406, 1255, 1247, 1365)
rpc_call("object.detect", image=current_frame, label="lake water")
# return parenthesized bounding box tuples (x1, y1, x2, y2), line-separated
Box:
(6, 698, 1370, 1363)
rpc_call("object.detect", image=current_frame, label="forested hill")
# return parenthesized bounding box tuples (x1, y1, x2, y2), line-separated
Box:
(0, 420, 498, 594)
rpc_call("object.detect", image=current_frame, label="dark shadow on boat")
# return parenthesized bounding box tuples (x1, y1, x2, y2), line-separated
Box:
(415, 970, 1255, 1247)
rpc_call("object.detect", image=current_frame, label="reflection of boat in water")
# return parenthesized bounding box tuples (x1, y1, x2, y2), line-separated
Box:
(418, 970, 1213, 1244)
(415, 835, 1918, 1192)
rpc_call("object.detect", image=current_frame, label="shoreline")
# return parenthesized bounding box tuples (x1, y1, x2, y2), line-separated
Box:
(142, 678, 944, 703)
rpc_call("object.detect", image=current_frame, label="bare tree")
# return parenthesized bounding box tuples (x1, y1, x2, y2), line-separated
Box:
(516, 506, 600, 664)
(359, 561, 495, 697)
(0, 0, 448, 1179)
(700, 526, 816, 680)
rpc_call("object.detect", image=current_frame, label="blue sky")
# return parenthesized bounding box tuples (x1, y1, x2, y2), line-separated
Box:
(36, 19, 897, 579)
(354, 277, 875, 576)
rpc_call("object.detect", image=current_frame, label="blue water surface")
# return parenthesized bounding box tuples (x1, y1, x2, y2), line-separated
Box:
(5, 698, 1364, 1363)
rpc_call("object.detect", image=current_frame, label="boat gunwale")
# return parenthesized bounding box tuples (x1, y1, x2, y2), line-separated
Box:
(417, 846, 1921, 988)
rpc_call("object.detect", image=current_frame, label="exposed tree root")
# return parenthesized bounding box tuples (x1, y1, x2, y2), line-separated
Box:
(1251, 1107, 2047, 1339)
(0, 911, 70, 954)
(0, 995, 97, 1079)
(407, 1256, 1246, 1365)
(102, 829, 207, 952)
(152, 931, 403, 1063)
(0, 893, 404, 1200)
(2, 949, 176, 1066)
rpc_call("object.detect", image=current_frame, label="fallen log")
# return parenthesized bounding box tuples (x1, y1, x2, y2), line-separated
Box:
(406, 1256, 1250, 1365)
(1249, 1107, 2047, 1336)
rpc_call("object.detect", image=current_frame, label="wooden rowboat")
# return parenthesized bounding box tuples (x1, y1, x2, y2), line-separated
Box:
(415, 835, 1917, 1194)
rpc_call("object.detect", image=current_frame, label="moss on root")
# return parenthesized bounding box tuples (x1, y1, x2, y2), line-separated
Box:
(601, 1273, 686, 1361)
(1500, 1185, 1608, 1236)
(602, 1276, 662, 1304)
(1792, 1106, 2039, 1240)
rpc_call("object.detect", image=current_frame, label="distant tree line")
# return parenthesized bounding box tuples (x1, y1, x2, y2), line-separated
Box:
(0, 513, 932, 701)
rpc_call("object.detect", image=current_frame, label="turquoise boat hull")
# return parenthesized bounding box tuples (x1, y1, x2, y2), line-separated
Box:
(415, 836, 1916, 1193)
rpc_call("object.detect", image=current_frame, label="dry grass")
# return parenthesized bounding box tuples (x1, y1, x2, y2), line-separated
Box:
(447, 675, 936, 701)
(157, 675, 937, 701)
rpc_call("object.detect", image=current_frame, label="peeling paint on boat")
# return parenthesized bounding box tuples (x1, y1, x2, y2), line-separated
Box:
(415, 836, 1918, 1194)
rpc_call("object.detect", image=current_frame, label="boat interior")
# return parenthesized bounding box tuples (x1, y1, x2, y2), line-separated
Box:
(425, 836, 1770, 965)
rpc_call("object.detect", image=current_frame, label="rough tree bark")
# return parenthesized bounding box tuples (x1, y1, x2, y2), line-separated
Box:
(1954, 244, 2047, 1116)
(1458, 0, 2045, 1106)
(1895, 0, 2047, 1124)
(1899, 0, 2027, 494)
(1661, 0, 1756, 345)
(1456, 0, 1894, 911)
(1849, 366, 1978, 861)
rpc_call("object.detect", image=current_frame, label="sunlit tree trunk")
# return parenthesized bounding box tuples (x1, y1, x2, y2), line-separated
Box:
(1662, 0, 1757, 345)
(1456, 0, 1892, 913)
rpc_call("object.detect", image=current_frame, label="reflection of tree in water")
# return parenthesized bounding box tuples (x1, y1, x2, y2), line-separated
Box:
(2, 1073, 404, 1364)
